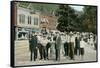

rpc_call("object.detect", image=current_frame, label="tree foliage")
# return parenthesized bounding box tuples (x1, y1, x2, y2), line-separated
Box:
(82, 6, 97, 34)
(55, 5, 80, 32)
(56, 5, 97, 34)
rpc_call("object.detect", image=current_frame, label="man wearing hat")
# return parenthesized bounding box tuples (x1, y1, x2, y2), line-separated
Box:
(75, 32, 81, 55)
(69, 31, 75, 60)
(29, 32, 38, 61)
(55, 33, 62, 61)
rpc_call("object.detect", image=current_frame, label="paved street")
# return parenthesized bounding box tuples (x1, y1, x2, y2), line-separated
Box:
(15, 40, 97, 66)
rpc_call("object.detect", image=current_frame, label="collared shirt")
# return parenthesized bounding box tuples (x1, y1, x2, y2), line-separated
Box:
(80, 40, 86, 48)
(37, 35, 41, 43)
(66, 34, 70, 43)
(61, 35, 67, 44)
(41, 38, 49, 46)
(70, 35, 76, 47)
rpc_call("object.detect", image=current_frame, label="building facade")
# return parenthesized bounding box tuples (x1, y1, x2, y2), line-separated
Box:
(40, 13, 58, 34)
(15, 7, 40, 40)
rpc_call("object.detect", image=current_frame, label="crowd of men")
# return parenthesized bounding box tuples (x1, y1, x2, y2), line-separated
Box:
(28, 31, 97, 61)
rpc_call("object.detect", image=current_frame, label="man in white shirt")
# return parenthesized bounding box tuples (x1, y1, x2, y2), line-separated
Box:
(61, 33, 66, 57)
(49, 34, 55, 59)
(75, 32, 80, 55)
(63, 33, 69, 56)
(80, 38, 86, 60)
(41, 35, 49, 60)
(68, 32, 75, 60)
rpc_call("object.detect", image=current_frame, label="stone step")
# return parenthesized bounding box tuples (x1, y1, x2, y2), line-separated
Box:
(15, 46, 29, 50)
(15, 40, 29, 56)
(15, 49, 29, 53)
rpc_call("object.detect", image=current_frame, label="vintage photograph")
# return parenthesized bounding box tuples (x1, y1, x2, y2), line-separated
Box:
(11, 1, 97, 67)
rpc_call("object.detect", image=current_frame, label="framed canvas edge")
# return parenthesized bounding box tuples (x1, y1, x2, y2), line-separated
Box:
(10, 1, 98, 67)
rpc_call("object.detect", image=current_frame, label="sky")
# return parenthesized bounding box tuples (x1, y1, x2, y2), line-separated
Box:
(70, 5, 84, 11)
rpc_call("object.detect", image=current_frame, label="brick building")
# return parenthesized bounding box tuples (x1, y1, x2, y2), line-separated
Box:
(40, 13, 58, 34)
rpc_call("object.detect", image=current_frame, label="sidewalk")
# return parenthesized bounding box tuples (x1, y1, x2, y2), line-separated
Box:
(15, 40, 97, 66)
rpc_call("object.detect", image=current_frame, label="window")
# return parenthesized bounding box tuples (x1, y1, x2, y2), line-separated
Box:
(19, 14, 25, 24)
(18, 27, 22, 31)
(32, 17, 34, 25)
(28, 16, 31, 24)
(34, 17, 38, 25)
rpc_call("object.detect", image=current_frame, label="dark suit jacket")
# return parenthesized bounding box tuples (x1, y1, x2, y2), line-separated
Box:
(29, 35, 38, 51)
(75, 37, 80, 49)
(55, 36, 61, 49)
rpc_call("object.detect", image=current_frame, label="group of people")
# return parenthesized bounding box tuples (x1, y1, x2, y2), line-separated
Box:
(29, 31, 97, 61)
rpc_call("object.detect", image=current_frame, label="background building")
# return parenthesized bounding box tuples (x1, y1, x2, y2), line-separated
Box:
(40, 13, 58, 34)
(15, 7, 40, 40)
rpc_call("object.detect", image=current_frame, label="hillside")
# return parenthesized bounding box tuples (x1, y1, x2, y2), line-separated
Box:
(18, 2, 59, 14)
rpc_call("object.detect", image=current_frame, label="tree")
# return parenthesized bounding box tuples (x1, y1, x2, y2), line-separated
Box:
(82, 6, 97, 34)
(55, 5, 79, 32)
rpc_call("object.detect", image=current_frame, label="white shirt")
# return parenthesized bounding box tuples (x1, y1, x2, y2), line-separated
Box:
(41, 38, 49, 46)
(66, 35, 70, 43)
(61, 35, 67, 44)
(37, 35, 41, 43)
(70, 35, 76, 47)
(80, 40, 86, 48)
(50, 36, 55, 43)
